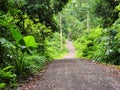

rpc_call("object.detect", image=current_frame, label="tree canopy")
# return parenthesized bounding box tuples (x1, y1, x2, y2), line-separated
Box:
(0, 0, 69, 31)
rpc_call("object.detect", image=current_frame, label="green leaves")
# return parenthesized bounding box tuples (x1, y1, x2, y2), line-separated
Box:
(19, 36, 38, 54)
(11, 30, 38, 55)
(23, 36, 38, 48)
(0, 66, 16, 89)
(10, 29, 38, 48)
(0, 38, 14, 49)
(10, 29, 23, 42)
(116, 4, 120, 11)
(0, 83, 6, 89)
(74, 28, 103, 59)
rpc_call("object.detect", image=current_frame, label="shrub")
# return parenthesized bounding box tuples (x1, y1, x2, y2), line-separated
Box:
(45, 32, 67, 60)
(74, 28, 102, 59)
(23, 55, 47, 76)
(0, 66, 16, 89)
(74, 23, 120, 65)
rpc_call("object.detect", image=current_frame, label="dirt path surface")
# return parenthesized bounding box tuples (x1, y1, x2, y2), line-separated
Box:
(63, 40, 76, 58)
(18, 41, 120, 90)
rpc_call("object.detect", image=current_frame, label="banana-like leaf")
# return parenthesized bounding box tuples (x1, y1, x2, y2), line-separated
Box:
(10, 29, 23, 42)
(0, 19, 22, 42)
(23, 36, 38, 48)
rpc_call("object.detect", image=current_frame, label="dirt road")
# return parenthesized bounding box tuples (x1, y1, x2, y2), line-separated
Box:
(63, 40, 76, 58)
(35, 59, 120, 90)
(19, 41, 120, 90)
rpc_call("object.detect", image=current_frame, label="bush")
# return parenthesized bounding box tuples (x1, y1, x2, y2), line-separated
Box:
(23, 55, 47, 76)
(99, 20, 120, 65)
(45, 32, 67, 60)
(0, 9, 68, 90)
(74, 22, 120, 65)
(74, 28, 102, 59)
(0, 66, 16, 89)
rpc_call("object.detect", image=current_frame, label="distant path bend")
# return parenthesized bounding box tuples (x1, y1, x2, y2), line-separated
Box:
(63, 40, 76, 59)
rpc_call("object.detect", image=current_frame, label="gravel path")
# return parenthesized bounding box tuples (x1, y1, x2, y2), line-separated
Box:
(18, 41, 120, 90)
(63, 40, 76, 58)
(36, 59, 120, 90)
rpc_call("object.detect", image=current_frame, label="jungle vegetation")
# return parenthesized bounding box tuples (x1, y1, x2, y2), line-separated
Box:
(0, 0, 120, 89)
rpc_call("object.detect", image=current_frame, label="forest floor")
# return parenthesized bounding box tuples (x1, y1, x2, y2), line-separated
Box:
(18, 41, 120, 90)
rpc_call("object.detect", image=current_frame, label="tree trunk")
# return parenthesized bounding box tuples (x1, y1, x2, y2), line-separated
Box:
(60, 13, 63, 49)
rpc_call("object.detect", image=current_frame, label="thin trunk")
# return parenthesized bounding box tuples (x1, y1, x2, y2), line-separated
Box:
(60, 13, 63, 49)
(86, 0, 90, 32)
(87, 10, 90, 31)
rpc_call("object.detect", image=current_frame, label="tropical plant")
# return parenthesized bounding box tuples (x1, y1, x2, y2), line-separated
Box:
(11, 29, 38, 77)
(45, 32, 67, 60)
(24, 55, 47, 76)
(0, 66, 16, 89)
(0, 0, 69, 89)
(74, 28, 102, 58)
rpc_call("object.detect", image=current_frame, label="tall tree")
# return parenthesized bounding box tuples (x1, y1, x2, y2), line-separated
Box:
(95, 0, 119, 28)
(0, 0, 69, 31)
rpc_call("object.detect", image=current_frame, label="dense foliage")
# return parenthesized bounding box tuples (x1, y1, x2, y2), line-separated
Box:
(60, 0, 120, 65)
(95, 0, 119, 28)
(0, 0, 69, 89)
(74, 28, 102, 59)
(71, 0, 120, 65)
(0, 0, 69, 31)
(1, 0, 120, 89)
